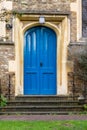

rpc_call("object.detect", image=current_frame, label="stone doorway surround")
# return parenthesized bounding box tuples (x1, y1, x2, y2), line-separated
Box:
(13, 13, 70, 96)
(0, 0, 83, 96)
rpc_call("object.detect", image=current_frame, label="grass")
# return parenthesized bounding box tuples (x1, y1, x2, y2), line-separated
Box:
(0, 121, 87, 130)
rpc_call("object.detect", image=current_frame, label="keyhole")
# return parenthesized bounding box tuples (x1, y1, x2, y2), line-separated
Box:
(40, 62, 43, 67)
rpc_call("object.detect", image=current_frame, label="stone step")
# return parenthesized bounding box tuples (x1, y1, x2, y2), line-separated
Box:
(7, 100, 79, 106)
(0, 105, 83, 112)
(15, 95, 78, 101)
(0, 96, 83, 115)
(0, 111, 84, 115)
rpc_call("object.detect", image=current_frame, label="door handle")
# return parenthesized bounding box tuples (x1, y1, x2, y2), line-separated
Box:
(40, 62, 43, 67)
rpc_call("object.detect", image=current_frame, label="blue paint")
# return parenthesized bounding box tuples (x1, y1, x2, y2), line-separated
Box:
(24, 26, 57, 95)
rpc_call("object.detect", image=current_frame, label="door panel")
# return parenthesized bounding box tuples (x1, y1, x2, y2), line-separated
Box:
(40, 73, 56, 94)
(39, 28, 56, 94)
(24, 29, 39, 94)
(24, 73, 39, 94)
(24, 26, 57, 95)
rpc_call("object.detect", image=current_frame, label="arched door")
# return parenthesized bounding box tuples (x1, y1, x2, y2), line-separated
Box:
(24, 26, 57, 95)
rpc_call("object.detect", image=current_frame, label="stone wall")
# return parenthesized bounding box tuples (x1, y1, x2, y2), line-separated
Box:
(1, 0, 86, 97)
(0, 43, 15, 98)
(68, 43, 87, 97)
(13, 0, 70, 12)
(12, 0, 77, 42)
(82, 0, 87, 37)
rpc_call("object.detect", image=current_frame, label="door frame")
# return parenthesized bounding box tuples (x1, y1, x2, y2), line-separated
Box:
(14, 15, 69, 96)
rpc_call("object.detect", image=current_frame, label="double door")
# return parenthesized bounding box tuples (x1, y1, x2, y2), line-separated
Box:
(24, 26, 57, 95)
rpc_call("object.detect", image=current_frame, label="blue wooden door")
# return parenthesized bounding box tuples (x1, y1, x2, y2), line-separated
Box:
(24, 26, 57, 95)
